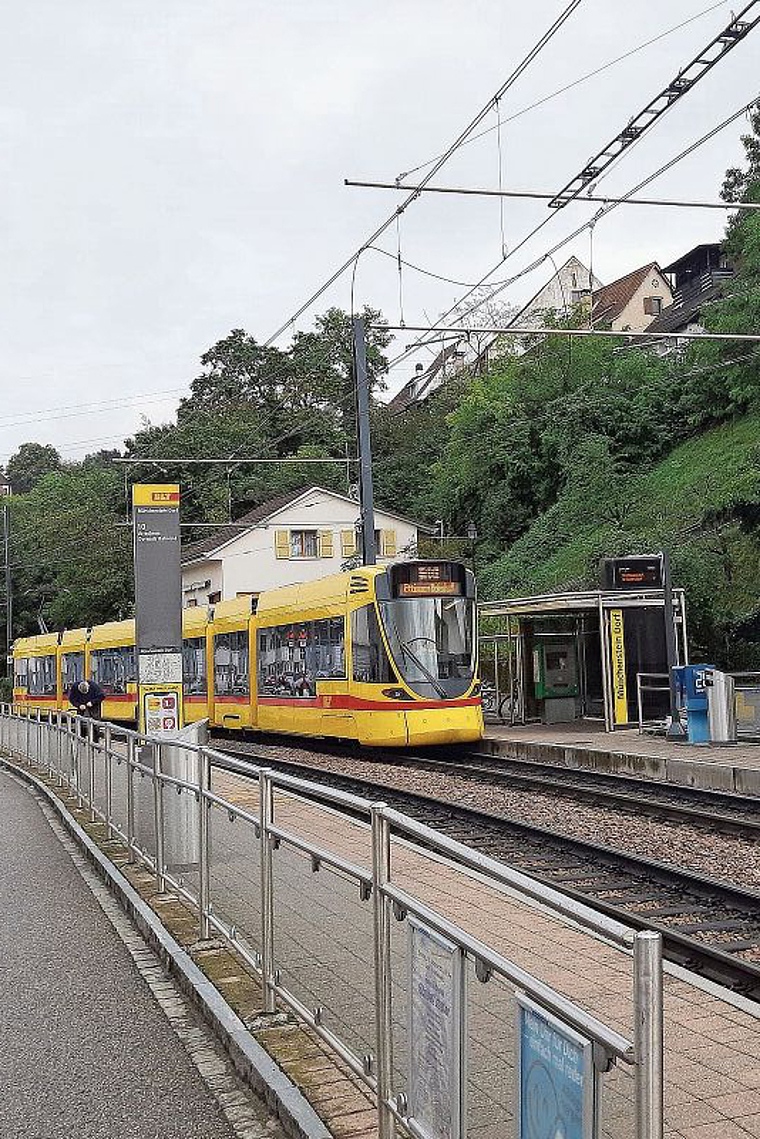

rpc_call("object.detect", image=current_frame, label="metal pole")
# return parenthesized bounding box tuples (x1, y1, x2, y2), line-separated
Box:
(104, 723, 113, 840)
(198, 749, 211, 940)
(371, 803, 395, 1139)
(126, 735, 136, 861)
(494, 639, 500, 721)
(87, 717, 96, 820)
(661, 551, 686, 740)
(634, 930, 664, 1139)
(353, 316, 377, 566)
(598, 596, 613, 732)
(153, 742, 165, 891)
(3, 500, 12, 681)
(259, 769, 276, 1013)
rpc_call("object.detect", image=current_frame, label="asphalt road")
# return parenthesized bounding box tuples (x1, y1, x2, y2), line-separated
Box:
(0, 770, 240, 1139)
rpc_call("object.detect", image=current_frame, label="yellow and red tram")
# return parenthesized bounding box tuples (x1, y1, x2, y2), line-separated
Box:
(12, 561, 483, 747)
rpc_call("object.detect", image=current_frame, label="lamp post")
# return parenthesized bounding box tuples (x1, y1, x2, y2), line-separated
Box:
(467, 521, 478, 576)
(661, 549, 686, 740)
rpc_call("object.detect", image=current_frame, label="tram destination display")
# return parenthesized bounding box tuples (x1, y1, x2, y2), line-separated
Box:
(603, 555, 663, 590)
(516, 995, 596, 1139)
(392, 561, 465, 598)
(408, 917, 466, 1139)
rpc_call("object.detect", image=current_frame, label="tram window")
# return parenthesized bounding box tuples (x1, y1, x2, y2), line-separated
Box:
(214, 631, 250, 696)
(61, 652, 85, 690)
(14, 658, 28, 686)
(90, 646, 135, 695)
(257, 617, 345, 697)
(27, 655, 57, 697)
(351, 605, 394, 684)
(183, 637, 207, 696)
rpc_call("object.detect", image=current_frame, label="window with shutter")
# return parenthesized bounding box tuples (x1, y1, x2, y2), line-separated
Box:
(318, 530, 334, 558)
(341, 529, 356, 556)
(381, 529, 397, 557)
(274, 529, 291, 559)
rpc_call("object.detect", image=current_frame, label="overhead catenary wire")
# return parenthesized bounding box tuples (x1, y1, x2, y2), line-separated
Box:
(393, 1, 729, 181)
(384, 324, 760, 343)
(384, 93, 760, 373)
(345, 181, 760, 211)
(262, 0, 585, 347)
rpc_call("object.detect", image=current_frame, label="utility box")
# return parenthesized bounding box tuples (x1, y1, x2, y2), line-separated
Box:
(533, 642, 578, 724)
(673, 664, 713, 744)
(705, 669, 737, 744)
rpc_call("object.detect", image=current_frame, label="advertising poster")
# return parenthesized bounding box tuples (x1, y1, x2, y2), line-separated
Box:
(408, 918, 466, 1139)
(516, 995, 595, 1139)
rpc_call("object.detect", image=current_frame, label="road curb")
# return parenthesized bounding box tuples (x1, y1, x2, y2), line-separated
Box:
(0, 755, 331, 1139)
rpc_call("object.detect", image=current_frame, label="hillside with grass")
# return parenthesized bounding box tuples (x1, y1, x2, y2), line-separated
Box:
(480, 413, 760, 664)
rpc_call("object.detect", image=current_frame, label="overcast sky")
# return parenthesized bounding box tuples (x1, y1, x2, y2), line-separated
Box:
(1, 1, 757, 467)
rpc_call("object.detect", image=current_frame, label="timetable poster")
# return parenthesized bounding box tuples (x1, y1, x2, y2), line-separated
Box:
(408, 919, 465, 1139)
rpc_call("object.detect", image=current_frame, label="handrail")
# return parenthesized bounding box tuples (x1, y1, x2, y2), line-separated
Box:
(0, 704, 662, 1139)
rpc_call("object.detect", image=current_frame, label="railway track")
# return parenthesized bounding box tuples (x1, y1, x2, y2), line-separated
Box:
(216, 740, 760, 1001)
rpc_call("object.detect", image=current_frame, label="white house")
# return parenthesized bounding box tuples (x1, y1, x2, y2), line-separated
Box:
(388, 255, 599, 411)
(181, 485, 430, 607)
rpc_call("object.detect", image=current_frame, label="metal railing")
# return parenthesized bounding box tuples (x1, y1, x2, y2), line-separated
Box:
(636, 673, 674, 734)
(0, 706, 664, 1139)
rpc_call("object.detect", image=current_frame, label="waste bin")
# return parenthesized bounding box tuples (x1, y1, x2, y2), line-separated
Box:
(705, 669, 737, 744)
(673, 664, 713, 744)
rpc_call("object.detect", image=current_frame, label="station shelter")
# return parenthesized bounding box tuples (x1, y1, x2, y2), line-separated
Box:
(478, 584, 688, 732)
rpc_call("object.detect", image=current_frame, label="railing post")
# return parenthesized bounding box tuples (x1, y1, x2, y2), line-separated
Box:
(634, 930, 663, 1139)
(25, 708, 30, 762)
(104, 723, 113, 840)
(35, 707, 42, 767)
(74, 718, 83, 807)
(371, 803, 395, 1139)
(126, 734, 136, 862)
(55, 712, 63, 784)
(87, 717, 96, 821)
(198, 749, 211, 940)
(259, 768, 276, 1014)
(153, 742, 166, 891)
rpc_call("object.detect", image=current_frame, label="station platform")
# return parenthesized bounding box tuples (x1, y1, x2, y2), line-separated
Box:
(211, 767, 760, 1139)
(482, 721, 760, 794)
(0, 766, 279, 1139)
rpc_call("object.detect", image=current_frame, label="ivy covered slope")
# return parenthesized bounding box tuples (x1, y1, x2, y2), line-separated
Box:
(480, 414, 760, 664)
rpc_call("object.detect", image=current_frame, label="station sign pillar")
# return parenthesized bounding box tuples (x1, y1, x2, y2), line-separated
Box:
(132, 484, 183, 735)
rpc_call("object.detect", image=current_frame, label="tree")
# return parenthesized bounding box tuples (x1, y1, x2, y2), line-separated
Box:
(6, 443, 61, 494)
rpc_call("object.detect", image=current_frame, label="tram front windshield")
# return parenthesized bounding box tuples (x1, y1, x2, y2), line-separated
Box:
(378, 596, 476, 699)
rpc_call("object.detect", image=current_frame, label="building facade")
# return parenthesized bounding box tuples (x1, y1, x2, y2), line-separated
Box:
(181, 485, 428, 607)
(644, 243, 735, 348)
(388, 255, 598, 411)
(591, 262, 673, 332)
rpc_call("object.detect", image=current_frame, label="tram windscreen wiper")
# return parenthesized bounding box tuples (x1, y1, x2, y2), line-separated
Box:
(395, 633, 447, 699)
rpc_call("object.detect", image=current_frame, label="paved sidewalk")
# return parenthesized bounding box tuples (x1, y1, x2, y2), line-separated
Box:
(0, 769, 264, 1139)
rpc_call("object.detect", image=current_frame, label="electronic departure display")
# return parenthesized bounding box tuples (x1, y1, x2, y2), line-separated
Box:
(390, 562, 465, 597)
(603, 556, 663, 590)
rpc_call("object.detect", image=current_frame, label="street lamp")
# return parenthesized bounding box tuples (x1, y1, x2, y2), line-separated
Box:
(466, 521, 478, 575)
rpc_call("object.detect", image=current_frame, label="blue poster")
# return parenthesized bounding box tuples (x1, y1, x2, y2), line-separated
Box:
(517, 996, 594, 1139)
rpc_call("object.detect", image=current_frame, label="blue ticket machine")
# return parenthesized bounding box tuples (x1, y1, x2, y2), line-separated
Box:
(673, 664, 714, 744)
